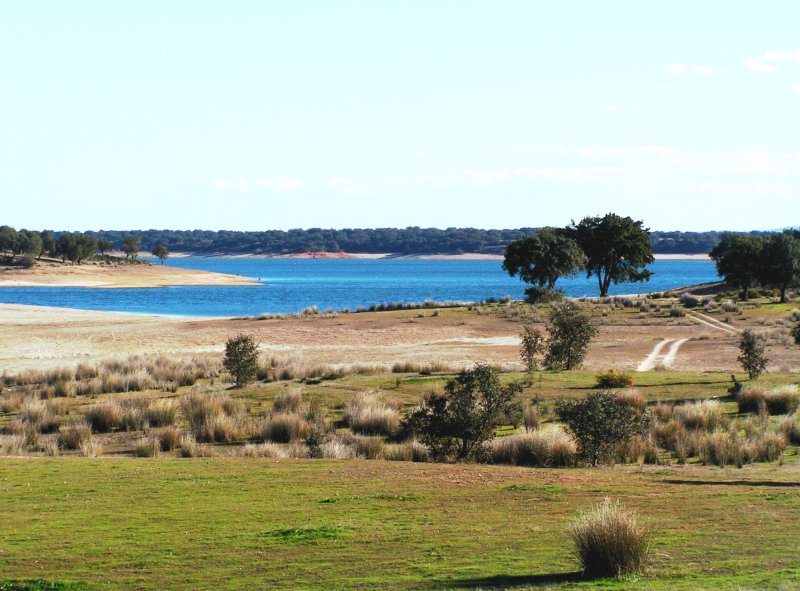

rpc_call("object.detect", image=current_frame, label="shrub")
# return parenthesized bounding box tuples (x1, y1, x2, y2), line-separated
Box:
(343, 392, 400, 437)
(595, 370, 634, 390)
(401, 364, 523, 461)
(570, 498, 650, 578)
(669, 306, 686, 317)
(223, 334, 260, 387)
(545, 302, 597, 370)
(679, 293, 701, 308)
(792, 321, 800, 346)
(556, 392, 645, 466)
(519, 324, 546, 373)
(738, 330, 768, 380)
(181, 393, 245, 443)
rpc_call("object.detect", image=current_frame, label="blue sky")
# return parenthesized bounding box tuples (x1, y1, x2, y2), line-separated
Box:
(2, 1, 799, 232)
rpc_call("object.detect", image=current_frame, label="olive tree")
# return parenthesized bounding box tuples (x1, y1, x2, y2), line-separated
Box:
(709, 233, 763, 301)
(121, 234, 141, 260)
(223, 334, 260, 387)
(402, 364, 522, 462)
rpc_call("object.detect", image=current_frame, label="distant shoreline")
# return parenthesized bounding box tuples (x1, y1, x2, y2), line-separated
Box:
(166, 251, 711, 261)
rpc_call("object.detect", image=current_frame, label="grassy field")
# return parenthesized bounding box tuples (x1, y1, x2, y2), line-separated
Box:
(1, 458, 799, 590)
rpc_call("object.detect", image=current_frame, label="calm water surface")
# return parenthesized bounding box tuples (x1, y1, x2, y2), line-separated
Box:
(0, 258, 719, 317)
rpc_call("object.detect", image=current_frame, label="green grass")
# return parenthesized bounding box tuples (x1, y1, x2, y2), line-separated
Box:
(1, 457, 799, 590)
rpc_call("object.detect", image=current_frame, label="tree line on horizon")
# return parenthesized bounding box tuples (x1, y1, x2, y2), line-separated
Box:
(0, 226, 783, 258)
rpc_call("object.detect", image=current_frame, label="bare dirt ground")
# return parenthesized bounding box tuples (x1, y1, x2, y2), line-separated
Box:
(1, 297, 798, 374)
(0, 262, 259, 288)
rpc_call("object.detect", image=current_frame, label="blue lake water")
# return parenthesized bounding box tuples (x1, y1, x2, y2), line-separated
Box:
(0, 258, 719, 317)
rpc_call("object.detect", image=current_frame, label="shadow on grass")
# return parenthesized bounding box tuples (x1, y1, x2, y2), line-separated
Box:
(443, 572, 584, 589)
(664, 479, 800, 488)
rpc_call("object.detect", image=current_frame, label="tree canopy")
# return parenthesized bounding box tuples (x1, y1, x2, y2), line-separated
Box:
(503, 228, 584, 300)
(570, 213, 654, 297)
(709, 233, 765, 300)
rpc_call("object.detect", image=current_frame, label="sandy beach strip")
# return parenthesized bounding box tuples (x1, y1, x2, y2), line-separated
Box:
(0, 263, 261, 289)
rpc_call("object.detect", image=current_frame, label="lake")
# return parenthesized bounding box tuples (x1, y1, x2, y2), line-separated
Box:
(0, 258, 719, 317)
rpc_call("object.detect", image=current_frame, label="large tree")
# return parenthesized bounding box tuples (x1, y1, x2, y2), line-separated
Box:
(545, 301, 598, 370)
(502, 228, 584, 301)
(758, 231, 800, 303)
(55, 233, 97, 264)
(709, 233, 764, 300)
(570, 213, 654, 297)
(152, 244, 169, 265)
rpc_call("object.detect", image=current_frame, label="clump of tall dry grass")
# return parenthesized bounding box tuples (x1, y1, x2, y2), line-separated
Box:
(570, 499, 650, 578)
(673, 400, 728, 431)
(384, 439, 430, 462)
(181, 392, 246, 443)
(614, 389, 646, 410)
(343, 392, 400, 437)
(489, 426, 577, 467)
(57, 423, 93, 451)
(261, 390, 330, 443)
(737, 385, 800, 415)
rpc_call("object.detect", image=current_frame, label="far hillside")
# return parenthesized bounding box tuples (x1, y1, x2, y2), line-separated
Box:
(71, 228, 783, 256)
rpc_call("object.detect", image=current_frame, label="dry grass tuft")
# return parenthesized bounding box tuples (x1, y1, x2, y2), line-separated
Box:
(489, 426, 577, 467)
(570, 498, 650, 578)
(343, 392, 400, 437)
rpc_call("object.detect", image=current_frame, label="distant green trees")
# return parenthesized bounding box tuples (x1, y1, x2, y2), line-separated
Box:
(56, 233, 97, 264)
(121, 235, 141, 260)
(97, 239, 115, 256)
(152, 245, 169, 265)
(710, 230, 800, 301)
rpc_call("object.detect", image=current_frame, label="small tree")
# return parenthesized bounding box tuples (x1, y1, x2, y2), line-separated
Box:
(545, 302, 597, 370)
(519, 324, 546, 374)
(402, 364, 522, 462)
(223, 334, 260, 387)
(738, 329, 768, 379)
(556, 392, 644, 466)
(121, 234, 141, 260)
(97, 239, 115, 256)
(152, 245, 169, 265)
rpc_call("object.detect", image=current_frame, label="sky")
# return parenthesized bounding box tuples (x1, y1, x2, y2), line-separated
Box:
(1, 1, 799, 232)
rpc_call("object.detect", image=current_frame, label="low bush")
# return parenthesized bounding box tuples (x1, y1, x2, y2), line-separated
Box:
(570, 498, 650, 578)
(384, 439, 430, 462)
(595, 370, 634, 390)
(778, 413, 800, 444)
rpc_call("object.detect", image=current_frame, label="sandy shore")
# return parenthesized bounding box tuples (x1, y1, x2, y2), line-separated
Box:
(0, 263, 261, 289)
(653, 253, 710, 261)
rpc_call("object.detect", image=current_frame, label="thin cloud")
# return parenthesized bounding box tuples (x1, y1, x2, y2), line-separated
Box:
(744, 48, 800, 73)
(666, 64, 713, 75)
(745, 57, 779, 73)
(793, 83, 800, 94)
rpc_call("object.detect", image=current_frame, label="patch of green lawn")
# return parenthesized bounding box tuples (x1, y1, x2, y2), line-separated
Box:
(1, 458, 799, 590)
